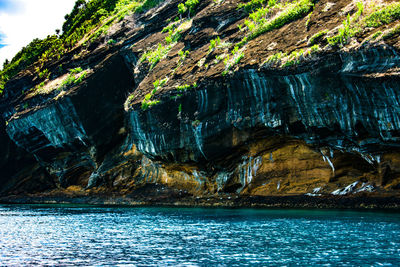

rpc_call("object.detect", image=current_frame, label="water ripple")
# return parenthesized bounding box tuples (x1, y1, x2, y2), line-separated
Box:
(0, 206, 399, 266)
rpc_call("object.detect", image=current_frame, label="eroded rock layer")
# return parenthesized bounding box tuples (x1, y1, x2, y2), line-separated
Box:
(0, 0, 400, 206)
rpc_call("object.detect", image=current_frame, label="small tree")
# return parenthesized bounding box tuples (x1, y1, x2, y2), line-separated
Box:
(178, 0, 199, 19)
(178, 3, 187, 20)
(185, 0, 199, 17)
(2, 59, 9, 69)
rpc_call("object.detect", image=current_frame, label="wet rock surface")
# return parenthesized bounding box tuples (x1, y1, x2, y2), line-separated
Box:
(0, 0, 399, 208)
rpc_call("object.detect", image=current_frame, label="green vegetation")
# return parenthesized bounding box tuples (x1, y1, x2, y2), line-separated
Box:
(176, 82, 197, 92)
(308, 30, 327, 45)
(178, 49, 190, 62)
(178, 0, 199, 19)
(237, 0, 314, 48)
(238, 0, 277, 13)
(326, 2, 365, 46)
(282, 49, 305, 67)
(172, 49, 190, 74)
(263, 51, 287, 65)
(63, 0, 163, 47)
(141, 78, 167, 110)
(141, 19, 191, 71)
(141, 94, 160, 110)
(34, 81, 46, 92)
(326, 2, 400, 47)
(327, 15, 354, 46)
(0, 81, 4, 95)
(310, 44, 320, 53)
(0, 35, 63, 92)
(38, 68, 50, 79)
(371, 31, 382, 40)
(30, 67, 87, 95)
(222, 46, 244, 76)
(208, 37, 221, 52)
(382, 24, 400, 40)
(0, 0, 165, 94)
(125, 94, 135, 107)
(365, 2, 400, 27)
(58, 67, 87, 91)
(249, 0, 314, 40)
(262, 45, 320, 68)
(165, 27, 181, 45)
(305, 11, 312, 29)
(107, 39, 117, 45)
(178, 3, 187, 19)
(214, 54, 225, 64)
(162, 22, 178, 33)
(140, 43, 172, 70)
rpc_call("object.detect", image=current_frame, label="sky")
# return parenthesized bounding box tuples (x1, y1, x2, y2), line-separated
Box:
(0, 0, 77, 67)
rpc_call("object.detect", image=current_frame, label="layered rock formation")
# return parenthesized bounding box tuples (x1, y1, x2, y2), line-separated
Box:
(1, 0, 400, 206)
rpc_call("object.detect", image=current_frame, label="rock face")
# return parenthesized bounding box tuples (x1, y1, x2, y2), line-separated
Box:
(0, 0, 400, 204)
(3, 54, 134, 189)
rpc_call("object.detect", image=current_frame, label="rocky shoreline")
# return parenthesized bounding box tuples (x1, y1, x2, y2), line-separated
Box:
(1, 0, 400, 201)
(2, 185, 400, 210)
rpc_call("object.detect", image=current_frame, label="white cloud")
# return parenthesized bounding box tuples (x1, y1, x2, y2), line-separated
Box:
(0, 0, 76, 65)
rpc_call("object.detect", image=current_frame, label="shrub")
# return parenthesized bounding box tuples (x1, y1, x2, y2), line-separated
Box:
(236, 0, 314, 49)
(57, 68, 87, 91)
(382, 24, 400, 40)
(209, 37, 221, 52)
(238, 0, 266, 13)
(308, 30, 327, 45)
(178, 49, 190, 61)
(176, 82, 197, 91)
(365, 2, 400, 27)
(310, 44, 320, 53)
(327, 14, 353, 46)
(238, 0, 278, 13)
(107, 39, 117, 45)
(38, 68, 50, 79)
(371, 31, 382, 40)
(140, 43, 172, 70)
(162, 22, 177, 33)
(1, 0, 167, 90)
(178, 0, 199, 19)
(263, 51, 287, 65)
(178, 3, 187, 18)
(222, 46, 244, 76)
(185, 0, 199, 16)
(141, 78, 167, 110)
(250, 0, 314, 40)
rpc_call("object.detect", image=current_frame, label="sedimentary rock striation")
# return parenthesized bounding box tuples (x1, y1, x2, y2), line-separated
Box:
(1, 0, 400, 206)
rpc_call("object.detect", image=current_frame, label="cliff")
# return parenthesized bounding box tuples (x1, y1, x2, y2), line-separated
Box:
(1, 0, 400, 208)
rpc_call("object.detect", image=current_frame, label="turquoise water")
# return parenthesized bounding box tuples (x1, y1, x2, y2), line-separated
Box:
(0, 205, 399, 266)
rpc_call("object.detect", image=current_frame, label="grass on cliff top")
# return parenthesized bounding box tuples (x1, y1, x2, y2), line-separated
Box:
(30, 67, 88, 96)
(212, 0, 314, 76)
(365, 2, 400, 27)
(140, 19, 192, 71)
(327, 2, 400, 47)
(124, 77, 167, 110)
(237, 0, 315, 47)
(0, 0, 164, 96)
